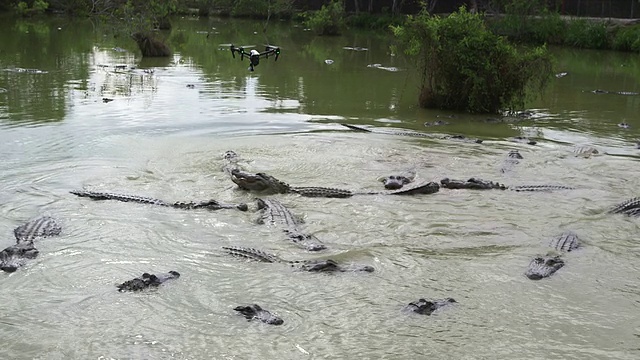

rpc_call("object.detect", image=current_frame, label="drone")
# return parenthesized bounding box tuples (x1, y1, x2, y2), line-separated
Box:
(228, 44, 281, 71)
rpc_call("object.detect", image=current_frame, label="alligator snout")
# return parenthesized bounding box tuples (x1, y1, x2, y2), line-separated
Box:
(1, 265, 18, 273)
(525, 256, 565, 280)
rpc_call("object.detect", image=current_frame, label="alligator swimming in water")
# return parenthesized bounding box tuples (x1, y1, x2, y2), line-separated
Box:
(508, 136, 537, 145)
(71, 190, 249, 211)
(340, 124, 483, 143)
(500, 150, 523, 173)
(117, 271, 180, 292)
(378, 169, 416, 190)
(402, 297, 457, 315)
(608, 197, 640, 217)
(230, 169, 440, 198)
(1, 216, 62, 273)
(590, 89, 640, 96)
(525, 231, 580, 280)
(234, 304, 284, 325)
(573, 146, 599, 158)
(256, 198, 327, 252)
(439, 178, 574, 192)
(223, 246, 375, 272)
(441, 177, 507, 190)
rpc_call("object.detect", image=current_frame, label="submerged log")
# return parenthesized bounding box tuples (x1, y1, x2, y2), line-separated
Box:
(132, 32, 171, 57)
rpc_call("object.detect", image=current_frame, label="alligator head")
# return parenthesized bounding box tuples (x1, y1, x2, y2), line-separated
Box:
(298, 259, 374, 272)
(525, 256, 564, 280)
(402, 297, 457, 315)
(223, 150, 238, 162)
(0, 242, 39, 273)
(234, 304, 284, 325)
(379, 175, 413, 190)
(230, 169, 291, 193)
(117, 271, 180, 292)
(507, 150, 523, 159)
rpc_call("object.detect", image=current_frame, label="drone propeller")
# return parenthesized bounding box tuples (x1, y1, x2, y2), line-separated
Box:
(262, 44, 281, 61)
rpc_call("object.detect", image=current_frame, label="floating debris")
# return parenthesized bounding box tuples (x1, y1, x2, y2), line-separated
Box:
(618, 122, 631, 129)
(324, 59, 334, 65)
(112, 47, 127, 52)
(555, 72, 568, 78)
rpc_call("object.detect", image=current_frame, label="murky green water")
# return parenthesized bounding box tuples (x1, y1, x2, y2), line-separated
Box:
(1, 15, 639, 360)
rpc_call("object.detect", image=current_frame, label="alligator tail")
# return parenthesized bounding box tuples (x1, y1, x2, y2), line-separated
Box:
(70, 190, 170, 206)
(341, 124, 372, 132)
(222, 246, 281, 263)
(509, 185, 575, 192)
(608, 197, 640, 215)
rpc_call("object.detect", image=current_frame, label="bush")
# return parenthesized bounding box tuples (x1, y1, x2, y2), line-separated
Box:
(305, 0, 345, 36)
(612, 25, 640, 52)
(392, 6, 553, 114)
(489, 11, 566, 44)
(565, 19, 609, 49)
(15, 0, 48, 16)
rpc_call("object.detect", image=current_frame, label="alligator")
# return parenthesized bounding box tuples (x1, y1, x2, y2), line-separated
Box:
(71, 190, 249, 211)
(402, 297, 457, 315)
(230, 169, 440, 198)
(591, 89, 640, 96)
(508, 136, 537, 146)
(441, 177, 507, 190)
(423, 120, 450, 127)
(223, 246, 375, 272)
(573, 146, 599, 158)
(340, 123, 483, 144)
(223, 150, 247, 176)
(500, 150, 522, 173)
(378, 169, 416, 190)
(608, 197, 640, 217)
(116, 271, 180, 292)
(1, 216, 62, 273)
(234, 304, 284, 325)
(525, 231, 580, 280)
(439, 178, 574, 192)
(255, 198, 326, 251)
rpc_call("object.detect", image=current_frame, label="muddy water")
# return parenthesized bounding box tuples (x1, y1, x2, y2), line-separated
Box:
(0, 15, 639, 360)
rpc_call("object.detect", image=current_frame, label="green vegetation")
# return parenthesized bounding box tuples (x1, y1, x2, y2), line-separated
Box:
(303, 0, 345, 36)
(392, 6, 553, 114)
(486, 0, 640, 52)
(612, 25, 640, 52)
(15, 0, 48, 16)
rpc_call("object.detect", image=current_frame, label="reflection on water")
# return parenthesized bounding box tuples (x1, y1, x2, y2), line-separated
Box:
(0, 15, 639, 360)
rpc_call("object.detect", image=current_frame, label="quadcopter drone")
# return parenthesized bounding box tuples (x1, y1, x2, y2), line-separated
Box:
(228, 44, 281, 71)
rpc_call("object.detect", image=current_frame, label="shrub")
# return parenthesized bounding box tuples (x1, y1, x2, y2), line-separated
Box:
(305, 0, 345, 36)
(612, 25, 640, 52)
(392, 6, 553, 114)
(565, 19, 609, 49)
(15, 0, 48, 16)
